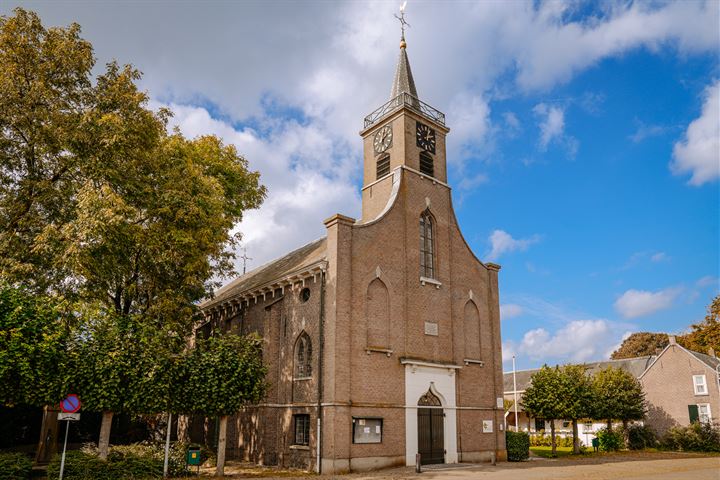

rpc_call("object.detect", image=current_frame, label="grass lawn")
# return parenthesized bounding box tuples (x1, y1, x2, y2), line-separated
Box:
(530, 446, 580, 458)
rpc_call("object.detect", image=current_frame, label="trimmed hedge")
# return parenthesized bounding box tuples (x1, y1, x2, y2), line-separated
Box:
(0, 453, 32, 480)
(506, 431, 530, 461)
(530, 431, 573, 447)
(46, 443, 187, 479)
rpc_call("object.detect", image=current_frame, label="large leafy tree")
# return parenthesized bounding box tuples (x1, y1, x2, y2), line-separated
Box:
(1, 8, 266, 456)
(592, 366, 645, 433)
(521, 366, 565, 456)
(179, 334, 267, 477)
(679, 295, 720, 354)
(610, 332, 669, 360)
(557, 364, 594, 454)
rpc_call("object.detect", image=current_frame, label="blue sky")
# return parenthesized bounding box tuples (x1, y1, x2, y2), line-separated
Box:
(5, 0, 718, 369)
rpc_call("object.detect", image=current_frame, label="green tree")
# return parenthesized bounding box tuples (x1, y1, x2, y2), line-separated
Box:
(0, 283, 68, 407)
(611, 332, 669, 359)
(179, 334, 267, 477)
(678, 295, 720, 354)
(521, 366, 564, 456)
(1, 8, 266, 456)
(592, 366, 645, 433)
(557, 364, 594, 454)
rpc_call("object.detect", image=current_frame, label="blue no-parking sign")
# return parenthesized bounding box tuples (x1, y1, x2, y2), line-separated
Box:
(60, 394, 81, 413)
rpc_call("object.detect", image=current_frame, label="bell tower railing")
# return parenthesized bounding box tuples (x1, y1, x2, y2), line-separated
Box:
(364, 92, 445, 128)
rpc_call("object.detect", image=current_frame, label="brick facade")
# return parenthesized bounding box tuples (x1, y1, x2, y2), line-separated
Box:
(195, 44, 506, 473)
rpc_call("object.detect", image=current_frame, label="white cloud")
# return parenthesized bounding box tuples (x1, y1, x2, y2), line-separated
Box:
(614, 287, 681, 318)
(161, 102, 361, 274)
(671, 80, 720, 186)
(514, 319, 625, 364)
(533, 103, 565, 150)
(696, 276, 719, 289)
(485, 229, 541, 262)
(650, 252, 669, 263)
(500, 303, 524, 320)
(501, 295, 637, 365)
(629, 122, 668, 143)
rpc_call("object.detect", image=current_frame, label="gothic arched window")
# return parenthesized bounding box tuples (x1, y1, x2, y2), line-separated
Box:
(420, 210, 435, 279)
(295, 332, 312, 378)
(419, 151, 434, 177)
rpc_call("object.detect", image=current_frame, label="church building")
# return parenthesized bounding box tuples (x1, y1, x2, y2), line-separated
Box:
(197, 28, 507, 474)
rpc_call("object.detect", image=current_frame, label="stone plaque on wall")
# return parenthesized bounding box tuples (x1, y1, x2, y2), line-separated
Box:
(424, 322, 438, 336)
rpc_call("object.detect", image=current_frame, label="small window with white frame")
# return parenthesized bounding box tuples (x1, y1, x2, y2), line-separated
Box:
(693, 375, 708, 395)
(698, 404, 712, 424)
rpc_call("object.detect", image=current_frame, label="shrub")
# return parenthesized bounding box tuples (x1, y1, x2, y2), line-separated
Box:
(0, 453, 32, 480)
(530, 430, 574, 447)
(506, 431, 530, 461)
(47, 442, 188, 479)
(597, 428, 623, 452)
(625, 424, 657, 450)
(660, 423, 720, 452)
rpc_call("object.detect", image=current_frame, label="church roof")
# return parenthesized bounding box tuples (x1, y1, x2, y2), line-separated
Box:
(389, 42, 418, 100)
(202, 237, 327, 309)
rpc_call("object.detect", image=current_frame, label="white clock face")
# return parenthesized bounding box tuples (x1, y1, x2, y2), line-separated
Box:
(373, 125, 393, 154)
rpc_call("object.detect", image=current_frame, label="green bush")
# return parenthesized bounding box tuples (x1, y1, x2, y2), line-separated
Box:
(47, 442, 188, 479)
(660, 423, 720, 452)
(529, 430, 573, 447)
(506, 431, 530, 461)
(0, 453, 32, 480)
(597, 428, 623, 452)
(625, 424, 657, 450)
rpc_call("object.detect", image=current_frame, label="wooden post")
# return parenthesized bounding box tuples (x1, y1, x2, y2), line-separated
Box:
(216, 415, 228, 477)
(98, 411, 114, 460)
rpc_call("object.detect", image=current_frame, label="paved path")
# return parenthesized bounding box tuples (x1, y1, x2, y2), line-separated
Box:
(386, 457, 720, 480)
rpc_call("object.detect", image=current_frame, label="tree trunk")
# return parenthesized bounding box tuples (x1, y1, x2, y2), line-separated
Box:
(550, 420, 556, 456)
(176, 415, 191, 443)
(572, 419, 580, 454)
(607, 419, 612, 431)
(216, 415, 228, 477)
(98, 411, 114, 460)
(622, 419, 629, 449)
(35, 405, 59, 463)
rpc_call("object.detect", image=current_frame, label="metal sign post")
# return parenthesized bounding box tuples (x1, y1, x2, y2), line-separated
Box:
(58, 395, 82, 480)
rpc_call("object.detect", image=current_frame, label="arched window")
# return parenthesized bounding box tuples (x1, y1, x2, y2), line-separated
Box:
(420, 210, 435, 279)
(295, 332, 312, 378)
(376, 153, 390, 179)
(419, 151, 434, 177)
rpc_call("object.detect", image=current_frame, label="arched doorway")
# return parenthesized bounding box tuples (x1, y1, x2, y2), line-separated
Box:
(417, 390, 444, 465)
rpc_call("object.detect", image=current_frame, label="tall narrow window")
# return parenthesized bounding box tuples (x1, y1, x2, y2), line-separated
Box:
(376, 153, 390, 179)
(420, 210, 435, 279)
(419, 151, 434, 177)
(694, 375, 708, 395)
(295, 332, 312, 378)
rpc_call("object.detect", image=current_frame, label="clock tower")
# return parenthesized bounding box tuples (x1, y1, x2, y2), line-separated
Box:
(359, 34, 450, 222)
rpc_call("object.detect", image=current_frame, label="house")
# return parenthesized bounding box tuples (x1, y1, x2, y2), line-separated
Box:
(189, 30, 506, 473)
(503, 335, 720, 440)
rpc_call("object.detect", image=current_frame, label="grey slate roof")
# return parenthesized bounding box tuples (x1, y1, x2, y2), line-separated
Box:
(390, 43, 418, 100)
(202, 237, 327, 309)
(503, 355, 656, 393)
(689, 350, 720, 370)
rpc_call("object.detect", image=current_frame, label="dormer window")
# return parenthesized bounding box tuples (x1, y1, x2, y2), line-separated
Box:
(419, 151, 434, 177)
(376, 154, 390, 179)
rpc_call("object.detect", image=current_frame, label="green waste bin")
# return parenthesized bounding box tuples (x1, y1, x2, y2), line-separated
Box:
(592, 437, 599, 451)
(187, 447, 201, 466)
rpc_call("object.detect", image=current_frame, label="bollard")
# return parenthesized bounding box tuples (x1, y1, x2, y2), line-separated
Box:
(491, 451, 496, 466)
(415, 453, 422, 473)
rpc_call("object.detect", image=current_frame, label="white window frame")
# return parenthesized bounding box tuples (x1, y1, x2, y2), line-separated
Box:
(693, 375, 708, 395)
(697, 403, 712, 424)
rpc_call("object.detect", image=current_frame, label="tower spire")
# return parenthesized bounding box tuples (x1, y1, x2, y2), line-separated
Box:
(391, 2, 418, 100)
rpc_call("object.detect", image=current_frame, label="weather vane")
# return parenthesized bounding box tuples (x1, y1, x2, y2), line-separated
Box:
(394, 1, 410, 41)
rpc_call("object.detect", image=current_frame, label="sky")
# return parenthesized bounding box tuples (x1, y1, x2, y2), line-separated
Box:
(5, 0, 718, 370)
